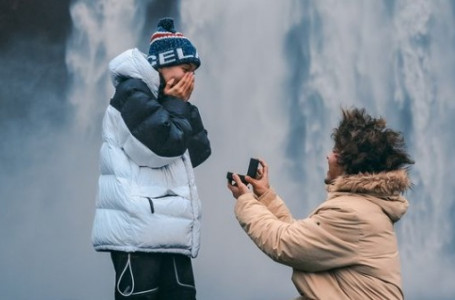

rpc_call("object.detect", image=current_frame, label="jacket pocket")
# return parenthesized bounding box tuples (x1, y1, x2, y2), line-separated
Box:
(146, 197, 155, 214)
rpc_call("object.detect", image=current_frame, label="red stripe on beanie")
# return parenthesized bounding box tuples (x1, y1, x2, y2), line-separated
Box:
(150, 32, 184, 42)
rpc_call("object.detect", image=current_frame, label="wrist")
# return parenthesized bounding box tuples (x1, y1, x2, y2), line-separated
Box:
(237, 191, 255, 201)
(253, 185, 270, 198)
(257, 188, 274, 203)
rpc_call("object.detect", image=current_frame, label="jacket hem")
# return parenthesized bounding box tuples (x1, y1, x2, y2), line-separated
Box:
(94, 245, 193, 257)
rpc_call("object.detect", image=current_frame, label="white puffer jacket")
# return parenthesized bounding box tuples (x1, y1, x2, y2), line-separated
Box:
(91, 48, 209, 258)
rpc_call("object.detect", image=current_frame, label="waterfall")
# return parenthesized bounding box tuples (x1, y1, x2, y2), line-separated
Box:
(181, 1, 455, 299)
(65, 0, 150, 135)
(394, 1, 455, 297)
(286, 1, 455, 298)
(60, 0, 454, 299)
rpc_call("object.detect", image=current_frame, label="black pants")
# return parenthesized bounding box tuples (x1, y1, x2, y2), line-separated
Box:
(110, 251, 196, 300)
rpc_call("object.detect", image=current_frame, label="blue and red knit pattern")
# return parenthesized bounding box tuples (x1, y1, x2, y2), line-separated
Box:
(147, 18, 201, 70)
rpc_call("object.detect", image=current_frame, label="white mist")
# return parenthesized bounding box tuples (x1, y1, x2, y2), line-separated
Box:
(64, 0, 455, 299)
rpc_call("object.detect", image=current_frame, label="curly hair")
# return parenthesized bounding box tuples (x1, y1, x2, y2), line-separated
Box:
(332, 108, 414, 174)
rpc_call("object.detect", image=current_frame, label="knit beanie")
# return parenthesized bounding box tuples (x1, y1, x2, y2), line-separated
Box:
(147, 18, 201, 70)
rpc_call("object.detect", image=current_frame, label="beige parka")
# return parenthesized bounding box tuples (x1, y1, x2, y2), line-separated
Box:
(235, 169, 410, 300)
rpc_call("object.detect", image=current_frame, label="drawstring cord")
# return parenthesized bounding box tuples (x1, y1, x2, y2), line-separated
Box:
(117, 253, 159, 297)
(117, 253, 134, 297)
(173, 257, 196, 289)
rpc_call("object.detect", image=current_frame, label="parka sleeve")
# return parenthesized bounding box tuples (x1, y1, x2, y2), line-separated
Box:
(112, 78, 193, 168)
(257, 189, 294, 223)
(186, 104, 211, 168)
(235, 192, 360, 272)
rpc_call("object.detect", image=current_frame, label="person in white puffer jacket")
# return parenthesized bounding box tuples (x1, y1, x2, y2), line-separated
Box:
(91, 18, 211, 300)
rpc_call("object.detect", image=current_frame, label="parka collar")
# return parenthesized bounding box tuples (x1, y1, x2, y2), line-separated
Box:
(326, 169, 411, 196)
(326, 169, 411, 222)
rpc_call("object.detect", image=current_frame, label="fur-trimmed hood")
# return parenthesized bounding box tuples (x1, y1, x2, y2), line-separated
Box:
(326, 169, 411, 222)
(327, 169, 411, 195)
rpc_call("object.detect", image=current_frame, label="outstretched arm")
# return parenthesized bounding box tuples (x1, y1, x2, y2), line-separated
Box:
(235, 192, 359, 272)
(229, 159, 359, 272)
(227, 159, 292, 222)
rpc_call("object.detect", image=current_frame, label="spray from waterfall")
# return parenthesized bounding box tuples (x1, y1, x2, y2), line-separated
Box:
(283, 1, 455, 298)
(55, 0, 455, 299)
(181, 0, 455, 299)
(65, 0, 150, 135)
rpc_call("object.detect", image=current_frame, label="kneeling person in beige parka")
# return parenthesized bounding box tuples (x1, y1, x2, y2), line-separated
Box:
(228, 108, 414, 300)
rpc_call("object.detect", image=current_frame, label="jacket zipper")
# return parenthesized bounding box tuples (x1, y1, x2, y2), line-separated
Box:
(146, 197, 155, 214)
